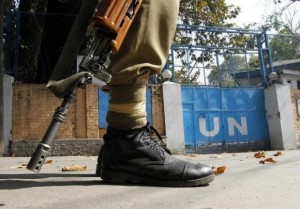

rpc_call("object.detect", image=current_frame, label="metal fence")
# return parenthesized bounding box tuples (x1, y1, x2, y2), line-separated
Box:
(4, 11, 300, 85)
(162, 25, 300, 88)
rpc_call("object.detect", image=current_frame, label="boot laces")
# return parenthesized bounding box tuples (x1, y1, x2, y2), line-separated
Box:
(140, 123, 171, 154)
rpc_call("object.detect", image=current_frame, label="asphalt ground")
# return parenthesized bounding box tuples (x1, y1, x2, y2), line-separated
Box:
(0, 150, 300, 209)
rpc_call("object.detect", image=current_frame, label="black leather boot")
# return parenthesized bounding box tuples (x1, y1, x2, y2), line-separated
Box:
(96, 123, 214, 187)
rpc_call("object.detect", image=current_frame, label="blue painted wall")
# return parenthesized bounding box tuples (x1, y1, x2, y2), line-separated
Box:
(182, 86, 269, 150)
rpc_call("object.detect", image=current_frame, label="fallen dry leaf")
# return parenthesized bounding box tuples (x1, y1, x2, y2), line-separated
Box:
(61, 164, 87, 172)
(13, 163, 28, 169)
(210, 154, 224, 159)
(213, 166, 227, 175)
(45, 160, 53, 164)
(265, 158, 277, 163)
(259, 157, 277, 164)
(254, 151, 266, 158)
(188, 154, 197, 157)
(273, 151, 283, 157)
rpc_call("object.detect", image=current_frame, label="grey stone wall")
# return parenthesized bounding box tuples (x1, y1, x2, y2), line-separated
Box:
(11, 139, 103, 157)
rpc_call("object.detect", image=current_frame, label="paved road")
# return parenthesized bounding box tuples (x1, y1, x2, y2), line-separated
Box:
(1, 150, 300, 209)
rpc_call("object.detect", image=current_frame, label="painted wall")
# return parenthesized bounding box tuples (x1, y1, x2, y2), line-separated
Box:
(181, 86, 270, 152)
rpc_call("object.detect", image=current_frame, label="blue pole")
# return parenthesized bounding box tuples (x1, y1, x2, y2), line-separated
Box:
(264, 32, 274, 72)
(215, 51, 221, 87)
(257, 34, 268, 86)
(171, 48, 175, 82)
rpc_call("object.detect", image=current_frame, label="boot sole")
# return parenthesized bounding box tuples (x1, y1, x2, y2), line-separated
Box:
(100, 167, 215, 187)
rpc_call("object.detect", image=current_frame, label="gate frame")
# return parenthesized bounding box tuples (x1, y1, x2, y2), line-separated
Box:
(167, 25, 274, 87)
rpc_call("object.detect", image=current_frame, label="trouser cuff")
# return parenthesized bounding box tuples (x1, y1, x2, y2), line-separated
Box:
(106, 85, 147, 130)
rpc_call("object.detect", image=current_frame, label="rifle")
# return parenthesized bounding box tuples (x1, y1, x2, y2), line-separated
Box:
(27, 0, 143, 172)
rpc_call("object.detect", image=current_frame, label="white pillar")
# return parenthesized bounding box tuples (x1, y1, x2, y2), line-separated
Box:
(265, 84, 297, 150)
(162, 82, 185, 154)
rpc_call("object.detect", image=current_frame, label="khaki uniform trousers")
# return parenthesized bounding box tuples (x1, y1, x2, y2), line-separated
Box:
(106, 0, 180, 130)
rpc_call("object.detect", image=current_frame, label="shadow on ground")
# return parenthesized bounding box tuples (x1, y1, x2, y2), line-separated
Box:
(0, 173, 102, 190)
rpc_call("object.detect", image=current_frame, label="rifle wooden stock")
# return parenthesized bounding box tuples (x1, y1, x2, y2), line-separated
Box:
(91, 0, 143, 52)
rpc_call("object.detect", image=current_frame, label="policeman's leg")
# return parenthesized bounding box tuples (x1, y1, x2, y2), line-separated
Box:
(98, 0, 215, 187)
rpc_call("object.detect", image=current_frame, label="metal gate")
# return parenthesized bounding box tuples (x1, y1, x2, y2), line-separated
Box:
(182, 86, 270, 153)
